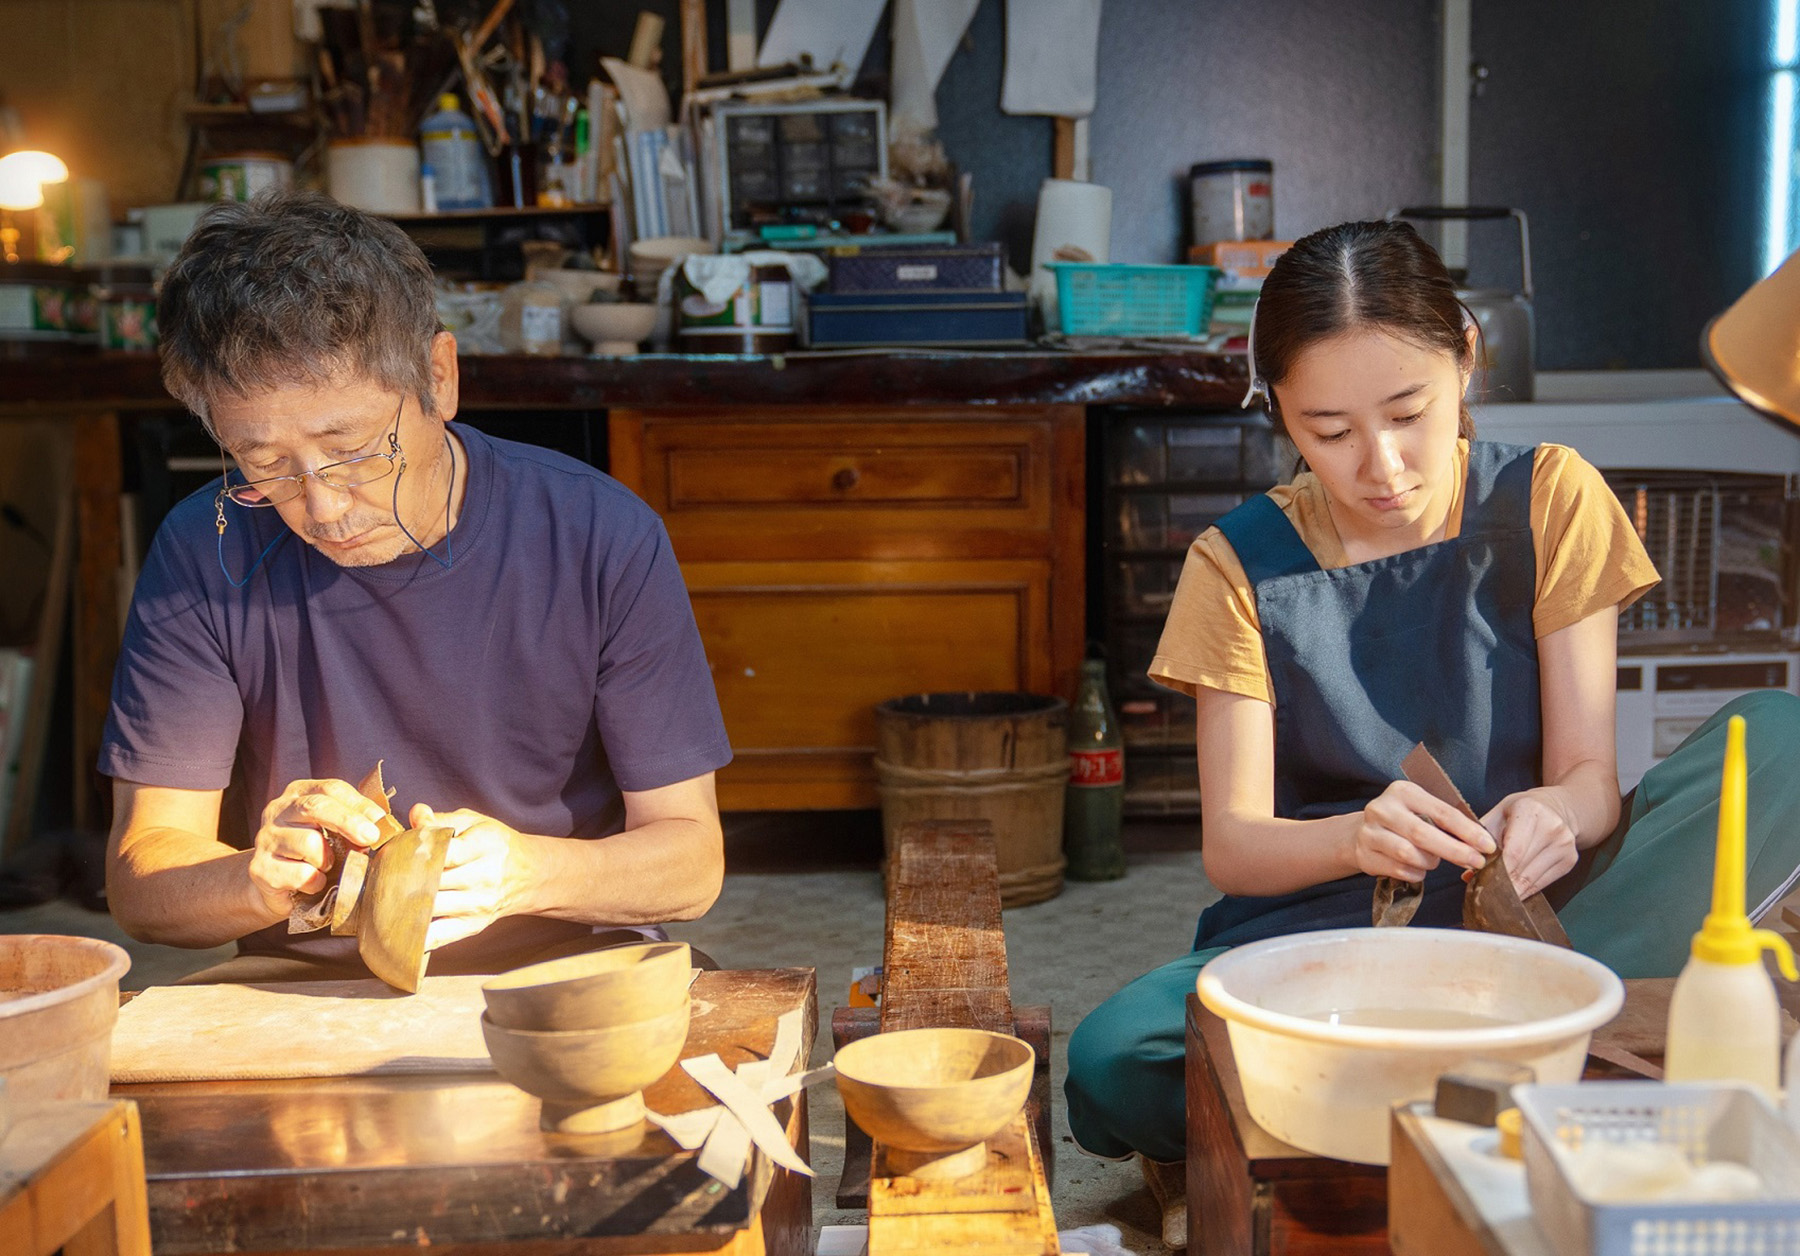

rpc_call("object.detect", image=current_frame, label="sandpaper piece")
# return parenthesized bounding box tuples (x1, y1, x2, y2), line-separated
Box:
(289, 762, 406, 935)
(332, 762, 407, 935)
(1372, 875, 1423, 927)
(1399, 743, 1573, 948)
(358, 824, 453, 993)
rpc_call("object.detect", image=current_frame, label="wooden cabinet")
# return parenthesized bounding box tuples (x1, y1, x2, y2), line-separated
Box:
(609, 406, 1086, 810)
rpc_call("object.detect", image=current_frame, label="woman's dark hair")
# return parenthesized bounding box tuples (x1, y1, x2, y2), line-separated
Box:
(1249, 220, 1476, 440)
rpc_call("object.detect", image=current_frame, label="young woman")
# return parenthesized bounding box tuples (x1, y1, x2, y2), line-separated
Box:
(1064, 220, 1800, 1236)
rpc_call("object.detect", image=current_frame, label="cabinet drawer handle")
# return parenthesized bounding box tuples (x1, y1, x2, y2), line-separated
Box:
(832, 467, 861, 491)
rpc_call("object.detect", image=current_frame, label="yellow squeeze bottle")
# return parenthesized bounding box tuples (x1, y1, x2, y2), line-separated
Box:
(1664, 715, 1797, 1097)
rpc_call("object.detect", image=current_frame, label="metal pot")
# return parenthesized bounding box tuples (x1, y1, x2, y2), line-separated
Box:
(1390, 206, 1535, 403)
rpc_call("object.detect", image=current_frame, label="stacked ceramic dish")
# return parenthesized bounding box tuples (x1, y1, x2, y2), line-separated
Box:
(481, 940, 693, 1133)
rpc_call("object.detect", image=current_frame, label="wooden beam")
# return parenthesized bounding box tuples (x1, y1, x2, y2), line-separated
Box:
(864, 820, 1060, 1256)
(680, 0, 708, 102)
(1053, 118, 1075, 181)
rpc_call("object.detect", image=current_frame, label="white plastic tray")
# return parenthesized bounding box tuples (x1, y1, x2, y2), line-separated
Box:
(1515, 1081, 1800, 1255)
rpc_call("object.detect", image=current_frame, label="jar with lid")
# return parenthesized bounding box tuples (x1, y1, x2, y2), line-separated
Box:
(1189, 159, 1274, 247)
(91, 263, 158, 350)
(498, 277, 565, 356)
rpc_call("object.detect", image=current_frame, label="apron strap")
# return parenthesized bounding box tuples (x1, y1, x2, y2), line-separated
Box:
(1214, 493, 1321, 585)
(1459, 442, 1538, 536)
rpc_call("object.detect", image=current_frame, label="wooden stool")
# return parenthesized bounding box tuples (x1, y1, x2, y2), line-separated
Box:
(0, 1099, 150, 1256)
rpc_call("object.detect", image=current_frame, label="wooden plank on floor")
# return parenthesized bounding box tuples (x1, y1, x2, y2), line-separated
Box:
(865, 820, 1059, 1256)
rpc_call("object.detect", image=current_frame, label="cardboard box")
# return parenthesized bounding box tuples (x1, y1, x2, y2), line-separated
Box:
(1189, 239, 1293, 278)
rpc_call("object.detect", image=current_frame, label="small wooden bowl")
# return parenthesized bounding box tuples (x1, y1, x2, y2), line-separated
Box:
(482, 941, 691, 1032)
(481, 999, 691, 1134)
(834, 1027, 1035, 1180)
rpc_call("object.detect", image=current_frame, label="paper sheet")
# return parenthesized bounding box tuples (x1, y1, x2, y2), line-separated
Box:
(890, 0, 982, 136)
(1001, 0, 1103, 118)
(757, 0, 885, 74)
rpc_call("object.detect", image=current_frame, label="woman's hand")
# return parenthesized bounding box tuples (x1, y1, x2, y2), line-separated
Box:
(408, 804, 532, 951)
(1479, 788, 1581, 899)
(249, 779, 389, 916)
(1351, 780, 1496, 882)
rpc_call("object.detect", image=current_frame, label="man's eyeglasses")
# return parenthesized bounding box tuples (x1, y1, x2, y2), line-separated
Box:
(219, 397, 406, 507)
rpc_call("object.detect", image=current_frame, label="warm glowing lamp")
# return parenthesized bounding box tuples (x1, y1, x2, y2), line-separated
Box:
(0, 150, 70, 264)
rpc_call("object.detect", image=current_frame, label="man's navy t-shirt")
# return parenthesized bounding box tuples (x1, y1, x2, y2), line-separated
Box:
(99, 423, 732, 966)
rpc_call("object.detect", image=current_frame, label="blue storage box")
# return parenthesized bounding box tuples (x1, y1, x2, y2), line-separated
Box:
(807, 290, 1028, 346)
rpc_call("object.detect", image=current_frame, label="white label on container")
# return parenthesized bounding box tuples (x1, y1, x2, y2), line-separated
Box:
(758, 281, 791, 328)
(895, 264, 939, 282)
(520, 303, 561, 349)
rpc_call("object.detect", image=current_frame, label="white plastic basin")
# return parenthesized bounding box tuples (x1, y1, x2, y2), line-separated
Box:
(1196, 928, 1624, 1165)
(0, 935, 132, 1114)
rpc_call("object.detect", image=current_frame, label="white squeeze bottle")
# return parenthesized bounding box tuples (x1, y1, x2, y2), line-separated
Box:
(1664, 714, 1797, 1098)
(419, 94, 491, 211)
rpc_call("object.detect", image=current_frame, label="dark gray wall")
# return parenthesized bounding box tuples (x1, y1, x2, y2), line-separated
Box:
(1467, 0, 1771, 370)
(1090, 0, 1441, 264)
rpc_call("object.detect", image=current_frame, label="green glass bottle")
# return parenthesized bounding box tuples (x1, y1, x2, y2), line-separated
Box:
(1064, 658, 1126, 880)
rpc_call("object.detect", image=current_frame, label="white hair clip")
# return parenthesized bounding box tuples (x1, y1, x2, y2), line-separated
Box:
(1240, 297, 1267, 409)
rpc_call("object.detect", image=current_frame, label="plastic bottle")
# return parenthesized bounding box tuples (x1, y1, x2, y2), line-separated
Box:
(419, 94, 491, 211)
(1664, 715, 1797, 1098)
(1064, 656, 1127, 880)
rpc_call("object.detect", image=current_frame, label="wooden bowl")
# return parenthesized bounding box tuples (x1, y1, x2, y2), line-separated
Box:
(481, 999, 691, 1133)
(569, 301, 658, 347)
(482, 941, 691, 1031)
(834, 1027, 1035, 1180)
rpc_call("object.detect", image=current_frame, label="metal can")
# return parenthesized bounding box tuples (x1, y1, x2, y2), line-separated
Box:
(197, 152, 294, 203)
(92, 264, 158, 351)
(1189, 159, 1274, 247)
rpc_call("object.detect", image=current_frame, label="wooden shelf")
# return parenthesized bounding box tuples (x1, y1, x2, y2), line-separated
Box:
(0, 1100, 150, 1256)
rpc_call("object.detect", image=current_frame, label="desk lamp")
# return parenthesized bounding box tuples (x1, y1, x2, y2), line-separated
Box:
(0, 149, 68, 264)
(1705, 250, 1800, 425)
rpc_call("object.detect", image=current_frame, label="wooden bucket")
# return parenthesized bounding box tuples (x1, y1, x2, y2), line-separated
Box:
(873, 693, 1069, 907)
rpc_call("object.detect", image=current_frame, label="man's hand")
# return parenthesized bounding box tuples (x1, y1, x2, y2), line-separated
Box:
(249, 779, 389, 916)
(408, 804, 529, 951)
(1478, 788, 1581, 899)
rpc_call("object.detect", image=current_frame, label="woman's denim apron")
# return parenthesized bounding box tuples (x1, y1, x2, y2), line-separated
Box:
(1192, 441, 1543, 948)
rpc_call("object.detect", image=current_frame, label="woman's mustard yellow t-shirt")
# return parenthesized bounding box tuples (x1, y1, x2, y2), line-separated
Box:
(1148, 441, 1661, 704)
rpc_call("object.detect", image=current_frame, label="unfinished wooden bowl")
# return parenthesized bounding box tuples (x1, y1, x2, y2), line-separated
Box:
(358, 824, 453, 994)
(481, 999, 691, 1134)
(834, 1027, 1035, 1180)
(482, 941, 692, 1031)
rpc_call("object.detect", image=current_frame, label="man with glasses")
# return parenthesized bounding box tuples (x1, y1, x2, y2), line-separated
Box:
(99, 190, 732, 980)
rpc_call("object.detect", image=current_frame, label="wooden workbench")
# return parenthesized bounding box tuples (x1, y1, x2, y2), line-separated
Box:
(113, 966, 816, 1255)
(0, 1099, 150, 1256)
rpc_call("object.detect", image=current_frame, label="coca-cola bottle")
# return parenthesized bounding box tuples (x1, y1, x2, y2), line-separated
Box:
(1064, 657, 1126, 880)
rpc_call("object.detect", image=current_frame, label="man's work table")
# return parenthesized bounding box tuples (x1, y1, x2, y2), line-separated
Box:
(112, 966, 816, 1255)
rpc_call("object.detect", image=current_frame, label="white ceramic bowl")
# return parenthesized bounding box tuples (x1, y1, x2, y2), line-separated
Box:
(628, 236, 713, 270)
(569, 302, 658, 349)
(536, 269, 622, 306)
(1196, 928, 1623, 1165)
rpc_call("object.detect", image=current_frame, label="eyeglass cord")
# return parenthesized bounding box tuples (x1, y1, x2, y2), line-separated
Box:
(215, 429, 459, 586)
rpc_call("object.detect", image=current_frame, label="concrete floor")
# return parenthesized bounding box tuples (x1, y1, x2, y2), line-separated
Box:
(0, 814, 1217, 1256)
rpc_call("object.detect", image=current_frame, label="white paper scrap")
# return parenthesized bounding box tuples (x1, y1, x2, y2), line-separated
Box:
(757, 0, 885, 72)
(683, 1053, 815, 1178)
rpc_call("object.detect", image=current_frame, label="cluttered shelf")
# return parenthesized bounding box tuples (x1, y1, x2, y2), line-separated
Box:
(0, 346, 1249, 412)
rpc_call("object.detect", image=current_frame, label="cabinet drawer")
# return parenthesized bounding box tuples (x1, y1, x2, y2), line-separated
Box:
(615, 413, 1064, 560)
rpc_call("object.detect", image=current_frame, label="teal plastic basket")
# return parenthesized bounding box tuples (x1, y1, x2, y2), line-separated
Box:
(1049, 262, 1220, 337)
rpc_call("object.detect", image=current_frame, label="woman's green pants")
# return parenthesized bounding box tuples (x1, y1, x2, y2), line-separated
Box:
(1064, 691, 1800, 1162)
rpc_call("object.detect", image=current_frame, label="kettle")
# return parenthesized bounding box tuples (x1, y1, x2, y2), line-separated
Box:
(1389, 206, 1535, 403)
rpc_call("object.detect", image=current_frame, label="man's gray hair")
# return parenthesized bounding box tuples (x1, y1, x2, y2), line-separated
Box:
(157, 189, 442, 434)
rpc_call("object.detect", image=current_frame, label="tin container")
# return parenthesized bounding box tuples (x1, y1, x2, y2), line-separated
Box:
(92, 263, 158, 351)
(198, 152, 294, 203)
(675, 262, 796, 353)
(1189, 159, 1274, 247)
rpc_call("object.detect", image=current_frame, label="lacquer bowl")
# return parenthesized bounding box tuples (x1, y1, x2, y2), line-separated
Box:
(481, 999, 691, 1133)
(834, 1027, 1035, 1180)
(482, 941, 692, 1032)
